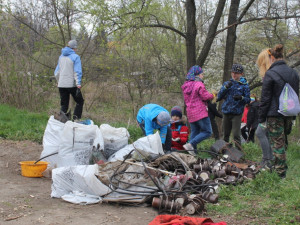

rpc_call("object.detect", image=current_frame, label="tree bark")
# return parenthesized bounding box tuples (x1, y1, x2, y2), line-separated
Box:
(223, 0, 240, 83)
(185, 0, 197, 70)
(197, 0, 226, 67)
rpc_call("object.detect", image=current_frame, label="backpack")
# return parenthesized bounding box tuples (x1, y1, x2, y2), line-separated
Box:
(275, 71, 300, 116)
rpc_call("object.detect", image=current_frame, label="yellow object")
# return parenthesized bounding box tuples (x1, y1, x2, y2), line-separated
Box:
(19, 161, 49, 177)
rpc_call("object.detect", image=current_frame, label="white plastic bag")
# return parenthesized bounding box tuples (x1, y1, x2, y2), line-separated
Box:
(51, 164, 110, 198)
(100, 124, 130, 158)
(41, 116, 65, 168)
(57, 121, 104, 167)
(278, 83, 300, 116)
(108, 132, 164, 162)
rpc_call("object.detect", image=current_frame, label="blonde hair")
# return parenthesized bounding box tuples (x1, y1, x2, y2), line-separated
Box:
(256, 48, 271, 77)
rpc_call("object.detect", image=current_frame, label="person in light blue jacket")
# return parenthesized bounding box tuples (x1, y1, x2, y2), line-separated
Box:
(137, 104, 172, 152)
(55, 40, 84, 120)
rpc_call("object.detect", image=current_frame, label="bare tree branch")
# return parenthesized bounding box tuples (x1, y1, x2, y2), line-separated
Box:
(9, 13, 63, 47)
(216, 15, 300, 36)
(51, 0, 65, 45)
(132, 24, 186, 39)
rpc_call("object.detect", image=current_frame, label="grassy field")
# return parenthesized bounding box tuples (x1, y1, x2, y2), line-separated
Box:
(0, 103, 299, 224)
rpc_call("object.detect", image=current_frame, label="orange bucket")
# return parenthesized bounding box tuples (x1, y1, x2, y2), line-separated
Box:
(19, 161, 49, 177)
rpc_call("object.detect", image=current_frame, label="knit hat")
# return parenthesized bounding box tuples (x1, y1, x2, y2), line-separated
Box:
(68, 40, 78, 49)
(231, 64, 244, 74)
(171, 106, 182, 118)
(156, 111, 171, 126)
(186, 65, 203, 81)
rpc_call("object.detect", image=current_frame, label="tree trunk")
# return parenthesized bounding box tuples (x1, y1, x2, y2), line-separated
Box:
(185, 0, 197, 70)
(197, 0, 226, 67)
(223, 0, 240, 83)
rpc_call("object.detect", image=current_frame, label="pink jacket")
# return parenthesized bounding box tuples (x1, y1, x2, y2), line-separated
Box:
(181, 81, 214, 123)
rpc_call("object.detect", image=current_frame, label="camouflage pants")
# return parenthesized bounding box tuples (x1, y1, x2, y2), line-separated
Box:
(267, 117, 292, 177)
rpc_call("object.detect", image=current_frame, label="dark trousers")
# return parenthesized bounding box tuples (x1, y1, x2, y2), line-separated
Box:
(138, 120, 172, 152)
(223, 114, 243, 149)
(210, 117, 220, 140)
(59, 87, 84, 119)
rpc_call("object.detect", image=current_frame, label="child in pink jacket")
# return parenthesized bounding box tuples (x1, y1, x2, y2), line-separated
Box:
(181, 65, 214, 156)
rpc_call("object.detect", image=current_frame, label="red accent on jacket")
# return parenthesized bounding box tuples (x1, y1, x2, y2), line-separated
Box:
(171, 122, 189, 150)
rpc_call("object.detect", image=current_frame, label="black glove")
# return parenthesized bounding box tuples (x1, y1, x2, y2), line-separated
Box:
(75, 88, 81, 97)
(233, 95, 243, 101)
(225, 81, 233, 89)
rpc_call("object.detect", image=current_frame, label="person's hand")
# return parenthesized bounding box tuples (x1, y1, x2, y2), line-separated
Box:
(233, 95, 243, 101)
(172, 137, 181, 142)
(225, 81, 233, 89)
(77, 85, 81, 89)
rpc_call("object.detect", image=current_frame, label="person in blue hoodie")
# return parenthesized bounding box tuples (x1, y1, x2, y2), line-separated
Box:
(217, 64, 250, 150)
(54, 40, 84, 120)
(137, 104, 172, 152)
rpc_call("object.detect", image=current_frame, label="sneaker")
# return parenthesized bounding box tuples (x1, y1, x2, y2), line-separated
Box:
(183, 143, 194, 150)
(183, 143, 196, 156)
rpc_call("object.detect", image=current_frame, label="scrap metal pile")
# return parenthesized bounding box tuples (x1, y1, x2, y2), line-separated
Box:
(97, 146, 259, 215)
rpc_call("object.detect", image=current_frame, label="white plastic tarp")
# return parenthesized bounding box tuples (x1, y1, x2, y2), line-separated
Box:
(108, 132, 164, 162)
(61, 191, 102, 205)
(51, 164, 110, 199)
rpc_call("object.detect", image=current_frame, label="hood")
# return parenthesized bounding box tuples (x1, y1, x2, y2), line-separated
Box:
(181, 81, 194, 96)
(231, 77, 248, 85)
(61, 47, 75, 56)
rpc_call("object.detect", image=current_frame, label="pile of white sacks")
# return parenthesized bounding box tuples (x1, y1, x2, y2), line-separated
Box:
(41, 116, 164, 204)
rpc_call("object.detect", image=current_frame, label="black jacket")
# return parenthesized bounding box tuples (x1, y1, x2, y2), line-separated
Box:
(247, 101, 259, 129)
(208, 101, 223, 119)
(258, 60, 299, 123)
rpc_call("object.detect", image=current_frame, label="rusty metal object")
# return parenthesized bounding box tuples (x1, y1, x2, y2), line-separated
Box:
(198, 171, 210, 182)
(202, 190, 218, 204)
(185, 195, 205, 214)
(152, 196, 182, 213)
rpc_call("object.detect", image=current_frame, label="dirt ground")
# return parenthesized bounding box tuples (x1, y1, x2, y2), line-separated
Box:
(0, 139, 248, 225)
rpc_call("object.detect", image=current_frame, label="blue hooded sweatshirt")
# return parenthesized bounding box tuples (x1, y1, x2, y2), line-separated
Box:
(54, 47, 82, 87)
(217, 77, 250, 115)
(136, 104, 170, 144)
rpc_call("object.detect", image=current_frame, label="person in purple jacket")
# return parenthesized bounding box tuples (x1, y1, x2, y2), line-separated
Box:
(181, 65, 214, 156)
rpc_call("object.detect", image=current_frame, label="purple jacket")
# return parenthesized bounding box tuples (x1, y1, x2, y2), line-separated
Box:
(181, 81, 214, 123)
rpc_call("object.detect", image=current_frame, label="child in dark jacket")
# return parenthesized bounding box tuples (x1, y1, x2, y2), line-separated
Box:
(208, 91, 223, 140)
(170, 106, 189, 150)
(246, 96, 259, 142)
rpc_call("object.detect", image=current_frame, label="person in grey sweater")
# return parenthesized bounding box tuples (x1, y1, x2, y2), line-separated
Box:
(54, 40, 84, 120)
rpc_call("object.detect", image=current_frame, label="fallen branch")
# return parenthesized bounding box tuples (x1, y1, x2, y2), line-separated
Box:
(121, 160, 176, 176)
(5, 215, 23, 221)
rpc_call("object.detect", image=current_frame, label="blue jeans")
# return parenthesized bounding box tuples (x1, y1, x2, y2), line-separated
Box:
(189, 117, 212, 150)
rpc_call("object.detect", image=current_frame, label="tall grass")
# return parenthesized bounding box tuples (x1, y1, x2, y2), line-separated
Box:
(0, 104, 49, 143)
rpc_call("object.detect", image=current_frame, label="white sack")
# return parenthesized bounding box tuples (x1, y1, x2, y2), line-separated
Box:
(108, 132, 164, 162)
(51, 164, 110, 198)
(100, 124, 130, 158)
(57, 121, 104, 167)
(41, 116, 64, 168)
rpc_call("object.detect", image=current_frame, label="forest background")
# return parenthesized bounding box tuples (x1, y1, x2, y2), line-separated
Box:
(1, 0, 300, 127)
